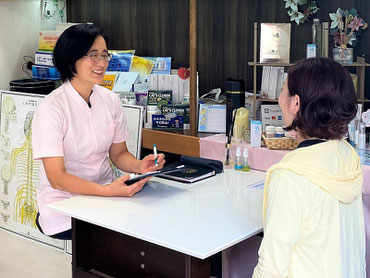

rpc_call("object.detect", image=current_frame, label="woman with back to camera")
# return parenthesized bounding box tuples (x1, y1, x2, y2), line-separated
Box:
(32, 23, 165, 240)
(252, 58, 365, 277)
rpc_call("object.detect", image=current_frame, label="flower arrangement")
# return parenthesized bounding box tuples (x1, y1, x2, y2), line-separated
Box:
(329, 8, 368, 48)
(284, 0, 319, 25)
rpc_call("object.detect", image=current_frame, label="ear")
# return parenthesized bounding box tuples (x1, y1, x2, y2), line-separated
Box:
(290, 94, 300, 115)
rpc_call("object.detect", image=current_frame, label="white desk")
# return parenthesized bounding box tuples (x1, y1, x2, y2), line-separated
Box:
(48, 169, 265, 277)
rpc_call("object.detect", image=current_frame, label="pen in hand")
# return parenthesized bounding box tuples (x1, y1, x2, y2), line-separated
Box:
(153, 144, 158, 167)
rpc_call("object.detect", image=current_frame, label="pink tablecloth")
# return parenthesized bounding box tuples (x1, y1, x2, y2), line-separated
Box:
(200, 134, 370, 275)
(199, 134, 289, 171)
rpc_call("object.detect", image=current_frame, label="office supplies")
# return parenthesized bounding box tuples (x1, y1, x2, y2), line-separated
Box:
(125, 164, 186, 185)
(153, 144, 158, 167)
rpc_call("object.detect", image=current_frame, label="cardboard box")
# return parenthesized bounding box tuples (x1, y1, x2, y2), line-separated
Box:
(39, 30, 62, 51)
(147, 90, 172, 109)
(261, 104, 283, 131)
(35, 51, 54, 67)
(161, 104, 190, 123)
(32, 65, 60, 80)
(152, 115, 184, 129)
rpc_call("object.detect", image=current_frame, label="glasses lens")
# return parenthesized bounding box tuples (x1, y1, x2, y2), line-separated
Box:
(87, 52, 111, 62)
(90, 53, 99, 62)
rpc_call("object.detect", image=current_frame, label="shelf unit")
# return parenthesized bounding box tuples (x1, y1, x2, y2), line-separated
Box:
(249, 22, 370, 119)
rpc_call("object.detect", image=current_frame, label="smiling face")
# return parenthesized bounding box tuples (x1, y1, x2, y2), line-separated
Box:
(72, 35, 109, 89)
(278, 78, 300, 127)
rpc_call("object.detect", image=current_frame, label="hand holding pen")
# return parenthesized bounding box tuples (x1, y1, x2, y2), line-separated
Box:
(139, 144, 165, 172)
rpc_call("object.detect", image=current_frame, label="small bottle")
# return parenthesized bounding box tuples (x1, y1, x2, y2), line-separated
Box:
(146, 105, 160, 127)
(275, 127, 285, 137)
(312, 18, 322, 57)
(358, 122, 366, 150)
(234, 147, 242, 170)
(242, 148, 250, 172)
(265, 125, 276, 138)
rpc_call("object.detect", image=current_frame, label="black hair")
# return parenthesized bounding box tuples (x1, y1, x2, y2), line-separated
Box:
(53, 23, 108, 82)
(285, 57, 357, 140)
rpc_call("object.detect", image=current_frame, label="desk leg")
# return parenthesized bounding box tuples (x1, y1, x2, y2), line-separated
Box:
(71, 218, 210, 278)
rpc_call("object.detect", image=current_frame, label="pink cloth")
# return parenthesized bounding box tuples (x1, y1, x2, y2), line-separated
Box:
(32, 81, 129, 235)
(199, 134, 289, 171)
(200, 134, 370, 273)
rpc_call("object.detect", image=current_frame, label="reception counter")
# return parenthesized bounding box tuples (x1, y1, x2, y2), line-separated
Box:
(48, 169, 266, 277)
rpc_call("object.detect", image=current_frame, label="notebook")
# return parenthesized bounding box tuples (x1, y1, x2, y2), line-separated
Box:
(157, 162, 216, 183)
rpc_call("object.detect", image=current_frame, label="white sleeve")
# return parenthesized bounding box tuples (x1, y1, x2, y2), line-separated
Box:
(32, 101, 64, 159)
(253, 170, 303, 278)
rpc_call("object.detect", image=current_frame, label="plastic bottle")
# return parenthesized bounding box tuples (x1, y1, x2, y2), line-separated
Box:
(312, 18, 322, 57)
(242, 148, 250, 172)
(358, 122, 366, 150)
(234, 147, 242, 170)
(146, 105, 160, 126)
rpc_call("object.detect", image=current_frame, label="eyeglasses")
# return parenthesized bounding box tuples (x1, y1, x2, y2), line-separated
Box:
(86, 52, 112, 62)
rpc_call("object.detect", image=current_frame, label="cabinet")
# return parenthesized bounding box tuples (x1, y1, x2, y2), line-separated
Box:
(248, 22, 370, 119)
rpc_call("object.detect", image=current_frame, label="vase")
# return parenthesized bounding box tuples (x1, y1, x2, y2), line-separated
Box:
(333, 47, 353, 64)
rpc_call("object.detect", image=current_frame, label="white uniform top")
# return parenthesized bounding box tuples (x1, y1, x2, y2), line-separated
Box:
(32, 81, 129, 235)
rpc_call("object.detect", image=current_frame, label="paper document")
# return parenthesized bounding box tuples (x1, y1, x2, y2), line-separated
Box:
(248, 181, 265, 190)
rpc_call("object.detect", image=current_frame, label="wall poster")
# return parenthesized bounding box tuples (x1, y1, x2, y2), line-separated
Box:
(0, 90, 64, 249)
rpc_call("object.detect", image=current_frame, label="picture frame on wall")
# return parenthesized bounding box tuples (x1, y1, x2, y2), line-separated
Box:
(260, 23, 291, 64)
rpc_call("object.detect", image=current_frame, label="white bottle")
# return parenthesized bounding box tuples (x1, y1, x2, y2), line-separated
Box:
(358, 122, 366, 150)
(234, 147, 242, 170)
(250, 120, 262, 147)
(146, 105, 160, 128)
(242, 148, 250, 172)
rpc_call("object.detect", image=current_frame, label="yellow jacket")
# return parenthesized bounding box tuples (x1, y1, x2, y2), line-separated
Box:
(253, 140, 365, 278)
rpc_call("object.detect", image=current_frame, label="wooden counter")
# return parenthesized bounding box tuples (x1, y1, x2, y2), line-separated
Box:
(142, 129, 205, 157)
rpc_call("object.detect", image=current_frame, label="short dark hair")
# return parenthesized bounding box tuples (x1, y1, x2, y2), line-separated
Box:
(53, 23, 108, 82)
(285, 57, 357, 140)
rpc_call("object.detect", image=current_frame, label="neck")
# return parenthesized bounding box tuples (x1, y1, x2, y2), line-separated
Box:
(295, 133, 326, 144)
(70, 79, 93, 103)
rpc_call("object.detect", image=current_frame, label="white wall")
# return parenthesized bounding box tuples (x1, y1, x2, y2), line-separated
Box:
(0, 0, 66, 90)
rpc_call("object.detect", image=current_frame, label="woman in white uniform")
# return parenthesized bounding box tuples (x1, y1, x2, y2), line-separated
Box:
(32, 24, 165, 240)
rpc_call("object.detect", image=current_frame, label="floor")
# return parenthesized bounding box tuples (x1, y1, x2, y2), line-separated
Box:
(0, 229, 71, 278)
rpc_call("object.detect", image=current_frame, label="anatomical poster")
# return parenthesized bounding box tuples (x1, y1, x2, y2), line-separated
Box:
(0, 91, 63, 249)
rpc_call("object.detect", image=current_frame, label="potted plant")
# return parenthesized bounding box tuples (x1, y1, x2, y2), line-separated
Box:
(329, 8, 367, 64)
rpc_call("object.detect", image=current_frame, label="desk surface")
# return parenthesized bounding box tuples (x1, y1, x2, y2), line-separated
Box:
(48, 169, 265, 259)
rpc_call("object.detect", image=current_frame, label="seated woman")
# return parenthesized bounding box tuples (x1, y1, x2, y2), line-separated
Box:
(253, 58, 365, 277)
(32, 23, 165, 240)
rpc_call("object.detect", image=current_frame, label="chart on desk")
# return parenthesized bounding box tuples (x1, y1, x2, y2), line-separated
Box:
(0, 91, 63, 249)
